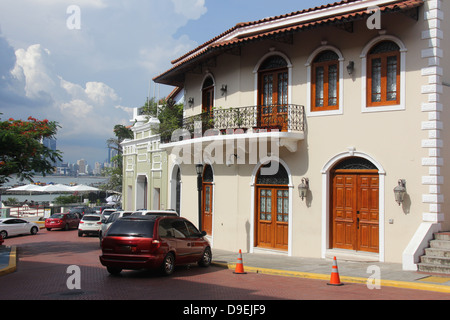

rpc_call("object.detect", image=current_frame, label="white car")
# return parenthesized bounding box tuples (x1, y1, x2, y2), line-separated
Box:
(78, 214, 102, 237)
(0, 218, 39, 239)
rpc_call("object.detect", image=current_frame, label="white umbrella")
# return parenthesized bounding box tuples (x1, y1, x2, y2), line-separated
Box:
(39, 184, 72, 193)
(7, 184, 43, 192)
(69, 184, 99, 192)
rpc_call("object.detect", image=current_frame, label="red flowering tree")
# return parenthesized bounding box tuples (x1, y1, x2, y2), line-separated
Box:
(0, 115, 62, 185)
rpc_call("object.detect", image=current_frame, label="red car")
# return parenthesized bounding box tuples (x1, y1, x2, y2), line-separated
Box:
(45, 213, 80, 231)
(100, 215, 211, 275)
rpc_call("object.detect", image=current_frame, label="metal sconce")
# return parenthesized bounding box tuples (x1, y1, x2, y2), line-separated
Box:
(394, 179, 406, 206)
(220, 84, 227, 96)
(298, 178, 309, 201)
(347, 61, 354, 75)
(188, 97, 194, 107)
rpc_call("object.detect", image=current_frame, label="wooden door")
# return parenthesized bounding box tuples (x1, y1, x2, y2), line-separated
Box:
(258, 69, 288, 131)
(256, 187, 289, 251)
(202, 182, 213, 235)
(331, 172, 379, 253)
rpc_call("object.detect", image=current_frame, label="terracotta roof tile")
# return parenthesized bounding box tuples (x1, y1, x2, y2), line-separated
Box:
(154, 0, 423, 85)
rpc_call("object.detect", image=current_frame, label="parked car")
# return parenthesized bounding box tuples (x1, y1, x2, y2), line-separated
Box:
(69, 206, 93, 219)
(0, 234, 3, 245)
(93, 206, 113, 214)
(100, 209, 117, 222)
(100, 215, 211, 276)
(78, 214, 102, 237)
(99, 211, 134, 241)
(0, 218, 39, 239)
(45, 213, 80, 231)
(130, 210, 178, 217)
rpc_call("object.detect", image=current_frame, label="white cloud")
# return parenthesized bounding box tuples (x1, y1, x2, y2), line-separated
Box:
(171, 0, 207, 20)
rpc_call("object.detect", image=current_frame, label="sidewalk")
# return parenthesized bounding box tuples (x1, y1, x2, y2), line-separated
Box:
(1, 244, 449, 294)
(211, 249, 450, 294)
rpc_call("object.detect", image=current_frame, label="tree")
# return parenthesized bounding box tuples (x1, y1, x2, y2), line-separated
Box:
(141, 97, 184, 142)
(0, 115, 62, 185)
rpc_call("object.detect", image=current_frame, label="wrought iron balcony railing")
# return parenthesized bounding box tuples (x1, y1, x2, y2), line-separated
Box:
(181, 104, 305, 137)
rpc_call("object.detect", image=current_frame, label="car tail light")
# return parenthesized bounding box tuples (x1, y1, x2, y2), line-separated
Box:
(96, 222, 102, 225)
(150, 239, 161, 252)
(79, 221, 84, 224)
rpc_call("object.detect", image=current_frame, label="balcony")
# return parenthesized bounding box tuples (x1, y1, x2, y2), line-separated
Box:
(160, 104, 305, 156)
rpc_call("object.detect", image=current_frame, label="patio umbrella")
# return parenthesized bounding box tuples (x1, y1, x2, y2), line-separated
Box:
(39, 184, 73, 193)
(68, 184, 99, 192)
(7, 184, 43, 193)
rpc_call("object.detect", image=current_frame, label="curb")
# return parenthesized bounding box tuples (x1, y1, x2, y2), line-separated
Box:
(211, 261, 450, 294)
(0, 246, 17, 277)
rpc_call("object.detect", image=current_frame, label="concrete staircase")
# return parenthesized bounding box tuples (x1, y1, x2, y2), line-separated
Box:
(418, 232, 450, 275)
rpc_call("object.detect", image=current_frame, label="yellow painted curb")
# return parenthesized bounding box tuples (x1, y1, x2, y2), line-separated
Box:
(212, 262, 450, 294)
(0, 246, 17, 276)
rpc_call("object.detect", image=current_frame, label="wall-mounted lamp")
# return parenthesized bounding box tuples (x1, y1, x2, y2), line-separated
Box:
(188, 97, 194, 107)
(220, 84, 227, 96)
(347, 61, 354, 75)
(298, 178, 309, 201)
(394, 179, 406, 206)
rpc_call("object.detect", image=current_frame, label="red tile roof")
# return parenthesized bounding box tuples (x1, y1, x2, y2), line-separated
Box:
(154, 0, 423, 86)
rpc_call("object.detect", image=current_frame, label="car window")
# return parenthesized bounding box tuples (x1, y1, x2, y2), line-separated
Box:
(82, 215, 101, 221)
(106, 219, 155, 238)
(171, 219, 189, 239)
(185, 220, 201, 237)
(50, 214, 64, 219)
(158, 219, 174, 238)
(106, 213, 118, 223)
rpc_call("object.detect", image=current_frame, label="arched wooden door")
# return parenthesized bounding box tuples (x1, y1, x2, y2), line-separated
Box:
(202, 165, 213, 235)
(331, 158, 379, 253)
(255, 162, 289, 251)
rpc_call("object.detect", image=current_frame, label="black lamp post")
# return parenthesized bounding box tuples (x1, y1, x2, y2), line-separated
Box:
(195, 164, 204, 230)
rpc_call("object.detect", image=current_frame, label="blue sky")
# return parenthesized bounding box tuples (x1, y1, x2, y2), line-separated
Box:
(0, 0, 327, 165)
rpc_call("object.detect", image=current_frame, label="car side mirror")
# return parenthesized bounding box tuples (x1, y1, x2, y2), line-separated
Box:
(200, 231, 207, 237)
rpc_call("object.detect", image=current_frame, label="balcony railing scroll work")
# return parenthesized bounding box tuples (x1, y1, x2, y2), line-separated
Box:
(163, 104, 305, 144)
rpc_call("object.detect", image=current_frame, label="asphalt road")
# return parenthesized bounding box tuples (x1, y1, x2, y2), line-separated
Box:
(0, 227, 448, 308)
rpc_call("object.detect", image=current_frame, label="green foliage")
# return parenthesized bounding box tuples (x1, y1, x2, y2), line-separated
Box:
(0, 115, 62, 185)
(141, 98, 184, 141)
(53, 195, 79, 205)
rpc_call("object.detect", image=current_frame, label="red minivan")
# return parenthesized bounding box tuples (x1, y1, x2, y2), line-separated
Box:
(45, 213, 80, 231)
(99, 216, 211, 275)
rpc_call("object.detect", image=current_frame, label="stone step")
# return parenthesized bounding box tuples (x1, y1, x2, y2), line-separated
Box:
(434, 232, 450, 241)
(429, 239, 450, 250)
(417, 263, 450, 275)
(424, 247, 450, 258)
(420, 255, 450, 266)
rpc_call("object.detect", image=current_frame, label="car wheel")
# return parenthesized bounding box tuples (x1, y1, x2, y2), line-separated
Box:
(0, 230, 7, 239)
(198, 247, 212, 267)
(64, 224, 69, 231)
(30, 226, 38, 235)
(78, 231, 83, 237)
(107, 267, 122, 275)
(161, 252, 175, 276)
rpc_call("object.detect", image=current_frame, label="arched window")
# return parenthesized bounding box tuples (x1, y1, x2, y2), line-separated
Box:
(311, 50, 339, 112)
(367, 41, 400, 107)
(202, 76, 214, 114)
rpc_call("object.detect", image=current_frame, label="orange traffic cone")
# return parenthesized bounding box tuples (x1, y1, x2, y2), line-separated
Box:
(327, 256, 343, 286)
(233, 249, 247, 274)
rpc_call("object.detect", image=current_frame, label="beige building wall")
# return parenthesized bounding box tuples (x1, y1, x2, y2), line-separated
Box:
(162, 1, 449, 268)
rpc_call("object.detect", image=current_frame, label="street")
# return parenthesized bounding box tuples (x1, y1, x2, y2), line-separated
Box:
(0, 227, 449, 307)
